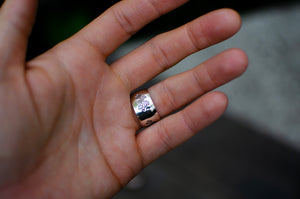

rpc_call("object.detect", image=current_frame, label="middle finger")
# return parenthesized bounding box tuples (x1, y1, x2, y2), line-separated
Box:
(111, 9, 242, 91)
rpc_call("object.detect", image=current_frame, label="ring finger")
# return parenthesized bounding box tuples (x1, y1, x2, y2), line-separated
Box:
(149, 48, 248, 119)
(111, 9, 242, 91)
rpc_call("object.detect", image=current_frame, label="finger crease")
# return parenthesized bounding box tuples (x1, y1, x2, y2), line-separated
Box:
(144, 0, 163, 17)
(111, 6, 137, 37)
(161, 80, 177, 113)
(191, 69, 205, 94)
(150, 40, 171, 72)
(181, 109, 198, 135)
(203, 66, 217, 91)
(111, 67, 132, 92)
(157, 121, 174, 153)
(186, 23, 207, 52)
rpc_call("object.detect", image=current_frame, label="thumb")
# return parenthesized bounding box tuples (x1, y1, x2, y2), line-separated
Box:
(0, 0, 38, 74)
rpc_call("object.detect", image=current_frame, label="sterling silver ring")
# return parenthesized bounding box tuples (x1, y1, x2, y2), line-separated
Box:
(131, 89, 160, 127)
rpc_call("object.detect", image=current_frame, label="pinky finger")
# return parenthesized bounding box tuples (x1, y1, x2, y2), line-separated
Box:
(136, 91, 228, 166)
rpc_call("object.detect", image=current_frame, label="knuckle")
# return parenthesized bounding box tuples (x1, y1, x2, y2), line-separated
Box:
(181, 110, 198, 134)
(186, 23, 208, 52)
(160, 80, 177, 113)
(157, 121, 174, 152)
(144, 0, 162, 16)
(111, 6, 137, 36)
(191, 66, 216, 95)
(149, 39, 171, 71)
(191, 69, 205, 93)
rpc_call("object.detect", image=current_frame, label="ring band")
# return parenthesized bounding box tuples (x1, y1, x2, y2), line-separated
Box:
(131, 89, 160, 127)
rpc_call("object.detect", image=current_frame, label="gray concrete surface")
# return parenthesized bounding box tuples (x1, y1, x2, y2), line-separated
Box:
(113, 116, 300, 199)
(111, 2, 300, 150)
(110, 3, 300, 199)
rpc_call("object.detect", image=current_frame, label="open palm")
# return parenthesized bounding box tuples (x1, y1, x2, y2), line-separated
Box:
(0, 0, 247, 198)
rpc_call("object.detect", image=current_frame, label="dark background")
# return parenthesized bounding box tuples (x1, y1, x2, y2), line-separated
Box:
(1, 0, 299, 199)
(1, 0, 298, 59)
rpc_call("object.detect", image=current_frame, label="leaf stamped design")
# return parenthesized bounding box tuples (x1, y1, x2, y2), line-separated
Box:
(135, 94, 150, 113)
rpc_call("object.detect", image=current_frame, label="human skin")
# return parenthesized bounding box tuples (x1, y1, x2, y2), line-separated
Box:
(0, 0, 248, 198)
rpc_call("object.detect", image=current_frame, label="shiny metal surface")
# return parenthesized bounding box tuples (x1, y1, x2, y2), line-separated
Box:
(131, 90, 160, 127)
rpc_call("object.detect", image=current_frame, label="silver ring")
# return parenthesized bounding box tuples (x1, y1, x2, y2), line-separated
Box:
(131, 89, 160, 127)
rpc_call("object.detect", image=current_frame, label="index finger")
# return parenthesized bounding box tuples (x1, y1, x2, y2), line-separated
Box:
(75, 0, 189, 57)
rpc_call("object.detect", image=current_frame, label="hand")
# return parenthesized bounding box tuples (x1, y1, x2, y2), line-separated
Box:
(0, 0, 247, 198)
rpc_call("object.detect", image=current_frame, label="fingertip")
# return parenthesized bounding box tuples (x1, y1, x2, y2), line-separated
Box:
(192, 8, 242, 45)
(210, 8, 242, 38)
(209, 91, 229, 114)
(192, 91, 228, 123)
(222, 48, 249, 78)
(232, 48, 249, 73)
(219, 8, 242, 32)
